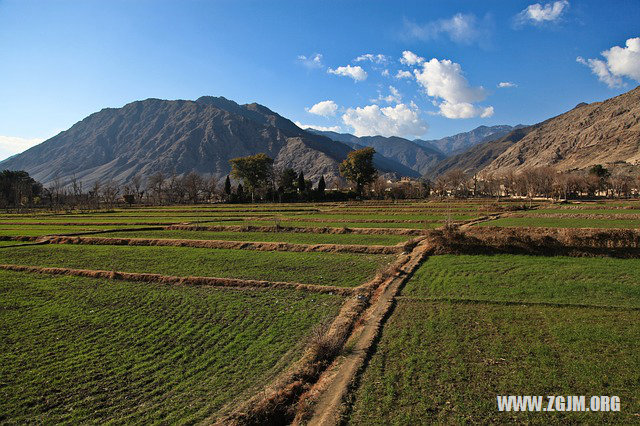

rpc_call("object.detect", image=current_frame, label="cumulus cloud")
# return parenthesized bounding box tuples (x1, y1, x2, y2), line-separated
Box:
(342, 103, 428, 138)
(381, 69, 390, 77)
(577, 37, 640, 88)
(327, 65, 368, 82)
(306, 100, 338, 117)
(515, 1, 569, 26)
(371, 86, 403, 104)
(404, 13, 492, 46)
(400, 50, 424, 66)
(297, 53, 324, 69)
(414, 58, 493, 119)
(354, 53, 389, 64)
(0, 135, 45, 160)
(294, 121, 342, 133)
(395, 70, 413, 79)
(497, 81, 517, 88)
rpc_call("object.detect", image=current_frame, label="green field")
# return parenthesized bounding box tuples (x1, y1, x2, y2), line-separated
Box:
(201, 219, 440, 229)
(0, 225, 154, 237)
(402, 254, 640, 307)
(348, 301, 640, 424)
(0, 244, 392, 287)
(0, 270, 344, 423)
(477, 217, 640, 228)
(99, 229, 410, 246)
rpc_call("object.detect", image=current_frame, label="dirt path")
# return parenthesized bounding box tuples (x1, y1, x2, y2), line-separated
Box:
(296, 238, 434, 426)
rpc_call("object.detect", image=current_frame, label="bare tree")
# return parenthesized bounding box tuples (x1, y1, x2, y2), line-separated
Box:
(183, 172, 204, 204)
(101, 181, 120, 209)
(148, 172, 165, 205)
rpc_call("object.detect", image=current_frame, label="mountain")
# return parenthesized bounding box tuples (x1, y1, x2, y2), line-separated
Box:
(308, 130, 446, 176)
(0, 97, 418, 187)
(415, 125, 521, 156)
(425, 126, 534, 178)
(482, 86, 640, 173)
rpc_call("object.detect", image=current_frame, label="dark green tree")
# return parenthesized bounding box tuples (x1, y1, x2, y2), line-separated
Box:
(224, 175, 232, 197)
(277, 168, 297, 192)
(339, 147, 377, 196)
(317, 175, 326, 194)
(297, 171, 306, 192)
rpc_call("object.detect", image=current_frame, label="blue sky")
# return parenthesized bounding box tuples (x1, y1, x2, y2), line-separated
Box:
(1, 0, 639, 160)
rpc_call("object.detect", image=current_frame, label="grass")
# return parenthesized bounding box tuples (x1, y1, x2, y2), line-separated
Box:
(348, 301, 640, 424)
(201, 219, 441, 229)
(99, 229, 410, 246)
(477, 217, 640, 228)
(0, 245, 392, 287)
(0, 225, 149, 237)
(0, 270, 344, 424)
(402, 254, 640, 308)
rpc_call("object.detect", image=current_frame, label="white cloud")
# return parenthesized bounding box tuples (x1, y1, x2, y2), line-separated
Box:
(404, 13, 490, 45)
(297, 53, 324, 69)
(400, 50, 424, 66)
(381, 69, 390, 77)
(327, 65, 367, 82)
(306, 100, 338, 117)
(395, 70, 413, 79)
(294, 121, 342, 133)
(354, 53, 389, 64)
(371, 86, 403, 104)
(0, 135, 45, 159)
(414, 58, 493, 119)
(577, 37, 640, 88)
(515, 1, 569, 25)
(439, 102, 494, 119)
(497, 81, 517, 88)
(342, 103, 428, 138)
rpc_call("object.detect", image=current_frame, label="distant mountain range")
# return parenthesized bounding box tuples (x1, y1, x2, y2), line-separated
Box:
(2, 86, 638, 188)
(307, 130, 446, 175)
(0, 97, 418, 187)
(414, 124, 523, 156)
(431, 85, 640, 177)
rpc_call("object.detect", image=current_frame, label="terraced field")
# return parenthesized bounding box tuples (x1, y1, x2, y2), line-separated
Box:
(346, 253, 640, 424)
(2, 199, 638, 423)
(0, 270, 344, 424)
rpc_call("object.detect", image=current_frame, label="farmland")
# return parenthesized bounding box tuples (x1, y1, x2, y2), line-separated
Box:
(1, 199, 639, 423)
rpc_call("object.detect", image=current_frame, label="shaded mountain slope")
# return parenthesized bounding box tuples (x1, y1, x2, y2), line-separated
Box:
(0, 97, 417, 187)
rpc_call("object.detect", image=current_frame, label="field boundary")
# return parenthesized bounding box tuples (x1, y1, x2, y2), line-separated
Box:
(215, 239, 427, 425)
(0, 264, 354, 295)
(29, 235, 404, 255)
(394, 296, 640, 311)
(427, 227, 640, 258)
(292, 239, 435, 425)
(167, 224, 429, 236)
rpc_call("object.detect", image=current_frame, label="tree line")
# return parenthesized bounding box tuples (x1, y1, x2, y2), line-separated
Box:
(2, 151, 639, 210)
(434, 165, 640, 201)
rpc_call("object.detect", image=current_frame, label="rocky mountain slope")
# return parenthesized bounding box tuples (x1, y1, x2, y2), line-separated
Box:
(482, 86, 640, 173)
(309, 130, 445, 176)
(415, 125, 520, 156)
(0, 97, 417, 187)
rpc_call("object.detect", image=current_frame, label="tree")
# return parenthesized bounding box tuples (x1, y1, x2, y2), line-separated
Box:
(202, 176, 218, 202)
(339, 147, 377, 196)
(277, 168, 297, 193)
(229, 153, 274, 203)
(317, 175, 326, 195)
(148, 171, 165, 205)
(184, 172, 204, 204)
(297, 171, 306, 192)
(224, 175, 232, 198)
(236, 183, 244, 200)
(0, 170, 42, 209)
